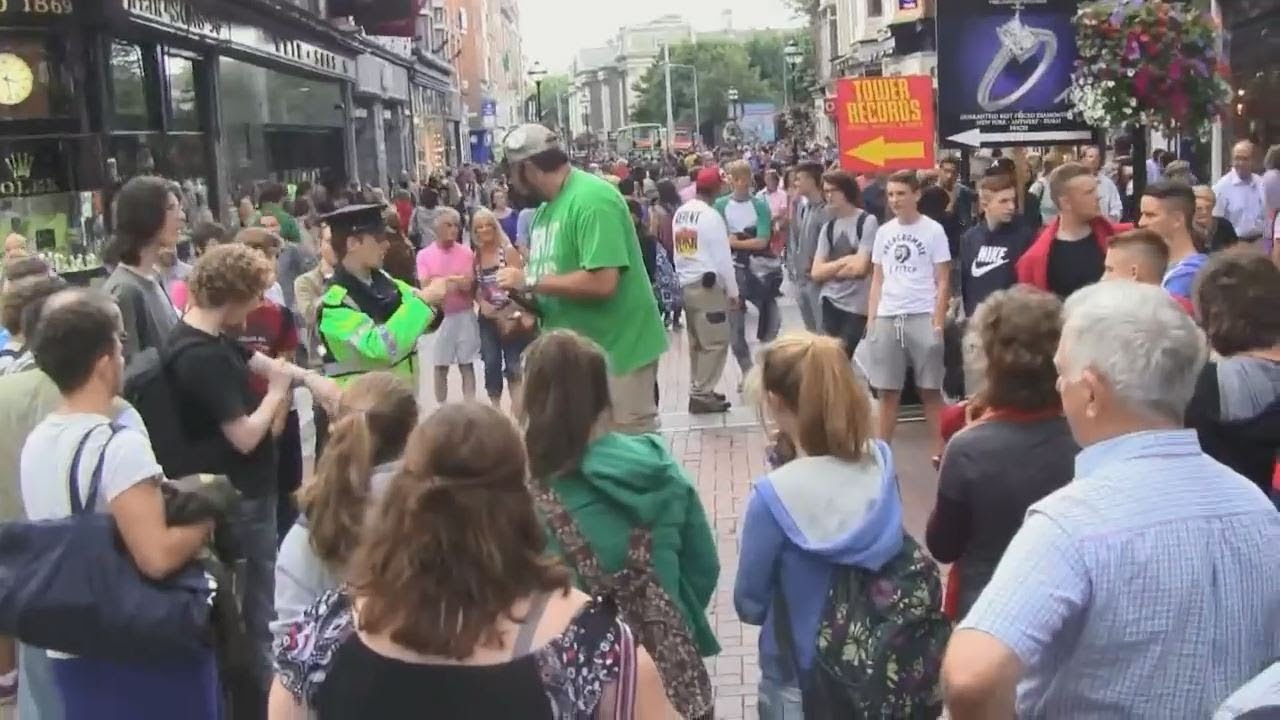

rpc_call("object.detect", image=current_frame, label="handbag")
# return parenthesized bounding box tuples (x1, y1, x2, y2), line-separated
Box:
(0, 423, 215, 663)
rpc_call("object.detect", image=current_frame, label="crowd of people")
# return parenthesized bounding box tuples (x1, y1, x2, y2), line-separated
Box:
(0, 122, 1274, 720)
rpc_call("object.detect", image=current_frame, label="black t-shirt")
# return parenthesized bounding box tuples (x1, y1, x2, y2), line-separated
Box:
(1046, 234, 1104, 299)
(168, 321, 277, 497)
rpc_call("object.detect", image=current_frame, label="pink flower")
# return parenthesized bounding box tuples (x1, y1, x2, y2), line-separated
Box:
(1134, 67, 1153, 98)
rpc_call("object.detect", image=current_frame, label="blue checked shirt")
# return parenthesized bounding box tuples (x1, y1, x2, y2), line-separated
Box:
(960, 429, 1280, 718)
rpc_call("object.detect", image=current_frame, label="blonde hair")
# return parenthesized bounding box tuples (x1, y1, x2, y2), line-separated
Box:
(726, 160, 753, 181)
(470, 207, 512, 249)
(746, 332, 875, 461)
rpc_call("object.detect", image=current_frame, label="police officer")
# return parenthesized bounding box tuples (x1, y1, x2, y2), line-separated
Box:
(315, 204, 447, 387)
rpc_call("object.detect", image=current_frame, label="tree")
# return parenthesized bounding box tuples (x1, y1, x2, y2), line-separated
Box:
(629, 41, 771, 135)
(743, 31, 817, 107)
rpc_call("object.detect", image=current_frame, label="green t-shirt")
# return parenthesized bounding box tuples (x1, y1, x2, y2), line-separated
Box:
(526, 169, 667, 374)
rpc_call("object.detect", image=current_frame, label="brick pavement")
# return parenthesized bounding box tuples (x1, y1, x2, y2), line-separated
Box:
(304, 298, 943, 719)
(668, 420, 939, 719)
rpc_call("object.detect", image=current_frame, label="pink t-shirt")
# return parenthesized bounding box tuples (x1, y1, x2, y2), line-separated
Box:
(416, 241, 476, 315)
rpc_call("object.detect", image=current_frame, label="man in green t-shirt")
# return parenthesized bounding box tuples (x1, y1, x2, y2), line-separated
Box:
(497, 124, 667, 433)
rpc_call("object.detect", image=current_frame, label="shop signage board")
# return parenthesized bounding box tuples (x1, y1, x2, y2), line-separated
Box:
(937, 0, 1094, 148)
(120, 0, 356, 82)
(0, 0, 75, 20)
(835, 75, 935, 174)
(1, 141, 67, 198)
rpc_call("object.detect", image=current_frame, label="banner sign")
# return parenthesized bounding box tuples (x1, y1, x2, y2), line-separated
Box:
(937, 0, 1093, 148)
(836, 75, 935, 174)
(0, 139, 72, 198)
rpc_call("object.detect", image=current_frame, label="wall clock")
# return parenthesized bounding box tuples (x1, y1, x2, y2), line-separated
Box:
(0, 53, 34, 106)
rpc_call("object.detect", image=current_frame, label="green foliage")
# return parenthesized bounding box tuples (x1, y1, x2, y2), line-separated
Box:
(525, 73, 572, 129)
(743, 31, 818, 105)
(628, 41, 774, 131)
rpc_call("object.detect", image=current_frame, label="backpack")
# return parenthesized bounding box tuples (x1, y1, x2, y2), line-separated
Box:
(775, 532, 951, 719)
(823, 212, 870, 256)
(123, 334, 231, 480)
(534, 486, 714, 719)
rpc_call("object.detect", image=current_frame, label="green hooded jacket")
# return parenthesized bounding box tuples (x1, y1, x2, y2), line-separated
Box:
(545, 432, 721, 656)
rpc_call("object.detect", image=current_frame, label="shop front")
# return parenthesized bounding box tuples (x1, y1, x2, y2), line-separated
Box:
(1221, 0, 1280, 153)
(0, 4, 108, 276)
(353, 50, 411, 189)
(412, 79, 450, 180)
(105, 0, 359, 217)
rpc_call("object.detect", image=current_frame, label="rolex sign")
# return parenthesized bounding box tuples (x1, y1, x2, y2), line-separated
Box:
(0, 141, 66, 199)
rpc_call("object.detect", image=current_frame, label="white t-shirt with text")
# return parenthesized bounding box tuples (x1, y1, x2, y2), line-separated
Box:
(21, 410, 160, 521)
(672, 199, 740, 298)
(871, 215, 951, 317)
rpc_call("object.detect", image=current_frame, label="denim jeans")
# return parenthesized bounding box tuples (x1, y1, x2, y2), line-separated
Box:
(18, 642, 61, 720)
(729, 266, 782, 373)
(758, 676, 805, 720)
(477, 315, 529, 399)
(228, 490, 278, 685)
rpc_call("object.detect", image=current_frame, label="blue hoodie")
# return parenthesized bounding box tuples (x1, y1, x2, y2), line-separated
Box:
(734, 441, 903, 681)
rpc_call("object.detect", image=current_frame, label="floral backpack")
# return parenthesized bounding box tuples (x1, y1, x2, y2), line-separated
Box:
(652, 243, 681, 314)
(774, 532, 951, 719)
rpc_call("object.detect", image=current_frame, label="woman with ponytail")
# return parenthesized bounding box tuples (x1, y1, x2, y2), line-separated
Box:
(733, 331, 906, 719)
(272, 371, 418, 634)
(269, 402, 674, 718)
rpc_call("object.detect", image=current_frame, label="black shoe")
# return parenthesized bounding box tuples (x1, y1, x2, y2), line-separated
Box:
(712, 391, 727, 401)
(689, 396, 731, 414)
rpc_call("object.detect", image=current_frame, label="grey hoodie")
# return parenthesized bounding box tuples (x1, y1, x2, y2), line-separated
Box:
(271, 461, 401, 636)
(786, 196, 829, 282)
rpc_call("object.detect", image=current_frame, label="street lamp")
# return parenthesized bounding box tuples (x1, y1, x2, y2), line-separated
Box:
(527, 61, 548, 124)
(783, 39, 803, 107)
(727, 87, 739, 121)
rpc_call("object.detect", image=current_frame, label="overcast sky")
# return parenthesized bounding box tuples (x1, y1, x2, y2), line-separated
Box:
(518, 0, 804, 73)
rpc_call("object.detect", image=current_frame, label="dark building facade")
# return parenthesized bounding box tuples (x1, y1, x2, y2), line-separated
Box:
(0, 0, 453, 272)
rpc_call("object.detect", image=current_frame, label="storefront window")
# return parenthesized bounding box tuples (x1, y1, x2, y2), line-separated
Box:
(1, 137, 105, 271)
(0, 33, 76, 121)
(110, 41, 152, 131)
(165, 54, 199, 132)
(219, 57, 347, 208)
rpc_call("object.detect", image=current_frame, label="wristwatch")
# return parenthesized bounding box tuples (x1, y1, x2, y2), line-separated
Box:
(521, 273, 537, 293)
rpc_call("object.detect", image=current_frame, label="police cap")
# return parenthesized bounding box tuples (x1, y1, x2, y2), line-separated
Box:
(320, 203, 387, 238)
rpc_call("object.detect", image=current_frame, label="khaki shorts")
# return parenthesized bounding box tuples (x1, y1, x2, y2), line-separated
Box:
(608, 360, 660, 434)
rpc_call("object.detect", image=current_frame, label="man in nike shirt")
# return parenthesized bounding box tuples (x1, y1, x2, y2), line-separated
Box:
(959, 173, 1034, 318)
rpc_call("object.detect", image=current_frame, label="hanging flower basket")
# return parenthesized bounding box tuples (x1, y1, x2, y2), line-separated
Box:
(1069, 1, 1231, 138)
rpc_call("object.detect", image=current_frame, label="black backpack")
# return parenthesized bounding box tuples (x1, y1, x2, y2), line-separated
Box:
(123, 335, 230, 479)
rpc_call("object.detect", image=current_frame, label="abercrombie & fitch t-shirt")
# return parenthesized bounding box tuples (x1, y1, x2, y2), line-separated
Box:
(872, 215, 951, 317)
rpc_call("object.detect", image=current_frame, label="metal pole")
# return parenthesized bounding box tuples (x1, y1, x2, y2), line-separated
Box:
(692, 68, 701, 148)
(535, 81, 543, 124)
(663, 43, 676, 152)
(782, 50, 789, 109)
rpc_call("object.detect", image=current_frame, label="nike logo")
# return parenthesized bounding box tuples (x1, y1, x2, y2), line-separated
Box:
(971, 246, 1010, 278)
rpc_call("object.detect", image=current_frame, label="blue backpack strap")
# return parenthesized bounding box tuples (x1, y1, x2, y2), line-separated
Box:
(68, 422, 127, 516)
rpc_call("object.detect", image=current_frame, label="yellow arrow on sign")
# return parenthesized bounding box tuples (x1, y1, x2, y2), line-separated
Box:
(845, 136, 926, 167)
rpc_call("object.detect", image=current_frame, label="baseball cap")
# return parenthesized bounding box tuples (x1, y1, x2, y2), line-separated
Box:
(500, 124, 562, 165)
(695, 166, 723, 194)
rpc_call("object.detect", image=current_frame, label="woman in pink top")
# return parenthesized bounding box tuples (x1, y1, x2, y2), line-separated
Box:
(416, 207, 480, 403)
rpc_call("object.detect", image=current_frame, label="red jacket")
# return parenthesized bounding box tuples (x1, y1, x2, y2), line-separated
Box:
(1015, 216, 1132, 291)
